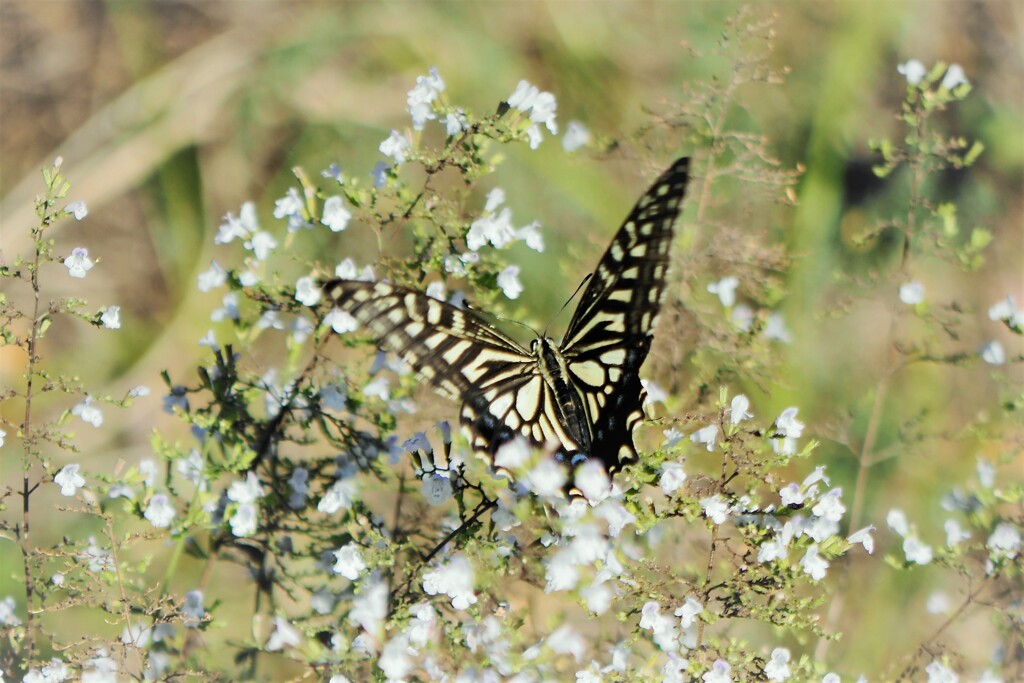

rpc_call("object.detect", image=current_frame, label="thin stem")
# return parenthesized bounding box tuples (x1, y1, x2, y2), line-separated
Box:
(17, 210, 49, 660)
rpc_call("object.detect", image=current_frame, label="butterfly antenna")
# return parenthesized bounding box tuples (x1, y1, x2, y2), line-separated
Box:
(466, 301, 541, 338)
(543, 273, 592, 337)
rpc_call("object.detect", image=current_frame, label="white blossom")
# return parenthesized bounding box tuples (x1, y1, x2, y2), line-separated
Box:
(55, 464, 85, 496)
(899, 280, 925, 305)
(265, 616, 301, 651)
(333, 543, 367, 580)
(898, 59, 927, 85)
(64, 247, 94, 278)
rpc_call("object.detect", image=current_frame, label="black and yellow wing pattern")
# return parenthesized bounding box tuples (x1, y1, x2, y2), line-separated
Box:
(324, 157, 690, 475)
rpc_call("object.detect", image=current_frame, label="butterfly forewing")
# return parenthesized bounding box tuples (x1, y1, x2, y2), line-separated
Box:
(324, 157, 690, 477)
(323, 280, 584, 456)
(560, 158, 690, 469)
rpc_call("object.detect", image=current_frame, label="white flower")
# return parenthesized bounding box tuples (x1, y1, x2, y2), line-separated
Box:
(663, 427, 685, 448)
(847, 525, 875, 554)
(100, 306, 121, 329)
(729, 394, 752, 424)
(272, 188, 304, 223)
(525, 458, 568, 497)
(380, 129, 413, 164)
(904, 536, 934, 565)
(980, 340, 1005, 365)
(977, 458, 996, 488)
(765, 648, 792, 681)
(228, 472, 264, 504)
(987, 522, 1021, 560)
(322, 196, 352, 232)
(229, 503, 258, 537)
(659, 462, 687, 495)
(349, 576, 388, 638)
(64, 247, 94, 278)
(362, 375, 390, 401)
(639, 601, 679, 652)
(485, 187, 506, 212)
(467, 207, 517, 251)
(425, 281, 446, 300)
(245, 231, 278, 261)
(690, 424, 719, 451)
(445, 110, 467, 136)
(421, 474, 454, 506)
(924, 661, 958, 683)
(548, 624, 587, 663)
(318, 478, 357, 514)
(508, 80, 558, 148)
(707, 276, 739, 307)
(82, 650, 118, 682)
(422, 554, 477, 610)
(732, 303, 754, 331)
(545, 548, 580, 592)
(494, 437, 530, 471)
(407, 66, 445, 130)
(562, 120, 591, 152)
(899, 280, 925, 305)
(144, 494, 175, 528)
(333, 542, 367, 580)
(72, 396, 103, 427)
(702, 659, 732, 683)
(197, 260, 227, 292)
(25, 659, 71, 683)
(764, 312, 793, 343)
(294, 276, 321, 306)
(887, 508, 910, 536)
(380, 634, 413, 680)
(800, 544, 829, 580)
(700, 494, 729, 524)
(216, 202, 259, 244)
(941, 64, 968, 90)
(183, 590, 206, 627)
(674, 597, 703, 628)
(988, 294, 1023, 328)
(897, 59, 927, 85)
(54, 464, 85, 496)
(575, 460, 611, 503)
(517, 220, 545, 252)
(66, 200, 88, 220)
(642, 378, 667, 405)
(321, 163, 343, 182)
(0, 428, 6, 448)
(266, 616, 301, 651)
(812, 488, 846, 522)
(211, 292, 239, 322)
(372, 161, 389, 188)
(775, 407, 804, 438)
(944, 519, 971, 547)
(927, 591, 951, 614)
(326, 309, 359, 334)
(498, 265, 523, 299)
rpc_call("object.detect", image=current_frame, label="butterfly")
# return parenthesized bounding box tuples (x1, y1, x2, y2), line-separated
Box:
(324, 157, 690, 477)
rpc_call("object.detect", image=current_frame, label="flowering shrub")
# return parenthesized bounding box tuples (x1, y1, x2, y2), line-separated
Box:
(1, 13, 1020, 683)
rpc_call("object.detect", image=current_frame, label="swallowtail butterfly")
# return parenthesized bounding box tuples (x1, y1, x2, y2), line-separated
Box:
(324, 157, 690, 476)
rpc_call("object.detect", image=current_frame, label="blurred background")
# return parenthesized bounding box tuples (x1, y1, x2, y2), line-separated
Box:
(1, 0, 1021, 676)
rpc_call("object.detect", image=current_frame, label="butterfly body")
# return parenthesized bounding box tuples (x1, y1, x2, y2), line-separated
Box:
(325, 157, 690, 476)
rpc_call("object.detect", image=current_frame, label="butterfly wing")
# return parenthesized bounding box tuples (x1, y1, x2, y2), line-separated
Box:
(323, 280, 584, 459)
(559, 157, 690, 471)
